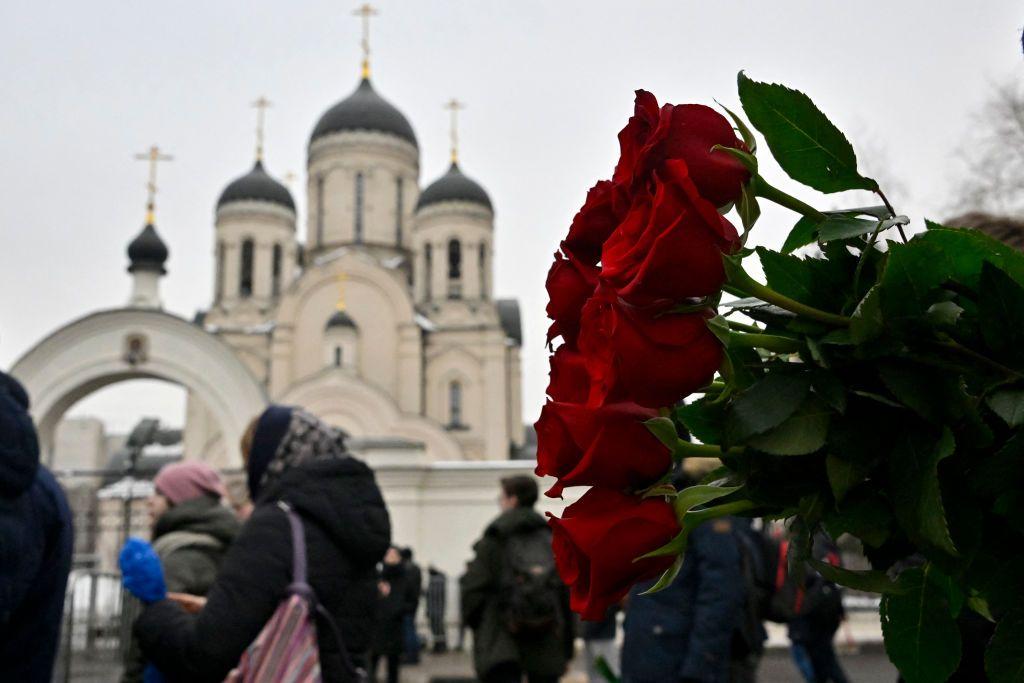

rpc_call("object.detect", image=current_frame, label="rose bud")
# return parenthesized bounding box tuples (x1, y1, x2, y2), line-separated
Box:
(534, 401, 672, 497)
(545, 252, 600, 347)
(614, 89, 750, 207)
(546, 345, 591, 404)
(548, 487, 680, 620)
(601, 160, 740, 306)
(562, 180, 628, 266)
(578, 292, 722, 409)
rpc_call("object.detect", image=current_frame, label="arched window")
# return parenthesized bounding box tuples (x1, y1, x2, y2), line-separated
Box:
(239, 239, 254, 297)
(271, 244, 282, 296)
(215, 241, 225, 301)
(478, 243, 487, 300)
(315, 175, 325, 246)
(395, 176, 404, 245)
(424, 243, 433, 300)
(448, 239, 462, 299)
(449, 381, 463, 427)
(354, 172, 365, 243)
(334, 346, 343, 367)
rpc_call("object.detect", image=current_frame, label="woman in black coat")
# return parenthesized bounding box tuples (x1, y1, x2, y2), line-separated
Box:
(370, 546, 410, 683)
(133, 406, 392, 682)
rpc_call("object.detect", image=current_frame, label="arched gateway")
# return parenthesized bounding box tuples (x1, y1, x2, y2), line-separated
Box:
(11, 308, 268, 468)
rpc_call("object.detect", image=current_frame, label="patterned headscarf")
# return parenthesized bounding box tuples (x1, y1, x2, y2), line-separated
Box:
(248, 407, 348, 500)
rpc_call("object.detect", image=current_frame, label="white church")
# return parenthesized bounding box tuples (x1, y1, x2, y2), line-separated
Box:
(9, 15, 560, 583)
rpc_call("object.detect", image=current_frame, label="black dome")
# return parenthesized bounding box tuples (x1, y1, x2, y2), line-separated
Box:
(217, 160, 295, 211)
(311, 78, 417, 147)
(127, 223, 168, 274)
(417, 162, 493, 212)
(326, 309, 356, 329)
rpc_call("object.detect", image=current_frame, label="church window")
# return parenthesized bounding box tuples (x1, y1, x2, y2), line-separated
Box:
(448, 239, 462, 299)
(478, 243, 487, 300)
(334, 346, 343, 367)
(215, 241, 225, 301)
(315, 175, 325, 246)
(424, 244, 433, 299)
(395, 177, 404, 245)
(272, 244, 282, 296)
(354, 172, 365, 243)
(240, 239, 254, 297)
(449, 381, 463, 427)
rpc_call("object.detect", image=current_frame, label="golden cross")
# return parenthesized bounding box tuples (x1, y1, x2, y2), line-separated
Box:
(444, 98, 465, 164)
(283, 171, 297, 188)
(134, 145, 173, 224)
(336, 273, 348, 311)
(352, 3, 378, 79)
(252, 96, 272, 162)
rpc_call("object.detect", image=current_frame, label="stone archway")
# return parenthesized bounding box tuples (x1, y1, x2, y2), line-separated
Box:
(10, 308, 268, 468)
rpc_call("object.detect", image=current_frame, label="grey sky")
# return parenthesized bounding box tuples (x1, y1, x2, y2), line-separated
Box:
(1, 1, 1020, 434)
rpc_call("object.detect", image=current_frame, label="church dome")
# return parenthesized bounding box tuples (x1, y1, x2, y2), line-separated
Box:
(326, 309, 356, 329)
(417, 162, 492, 212)
(127, 224, 168, 274)
(217, 160, 295, 211)
(311, 78, 417, 147)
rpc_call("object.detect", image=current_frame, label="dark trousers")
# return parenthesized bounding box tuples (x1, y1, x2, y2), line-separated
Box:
(371, 653, 400, 683)
(792, 638, 849, 683)
(482, 662, 560, 683)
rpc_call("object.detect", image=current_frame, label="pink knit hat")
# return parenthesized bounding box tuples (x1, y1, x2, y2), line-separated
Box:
(153, 461, 229, 505)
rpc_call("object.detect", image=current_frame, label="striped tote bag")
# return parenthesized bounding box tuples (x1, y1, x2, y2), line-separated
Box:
(225, 502, 363, 683)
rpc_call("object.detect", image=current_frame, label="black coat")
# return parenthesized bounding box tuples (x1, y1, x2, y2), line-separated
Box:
(372, 564, 412, 656)
(0, 379, 74, 683)
(135, 455, 391, 682)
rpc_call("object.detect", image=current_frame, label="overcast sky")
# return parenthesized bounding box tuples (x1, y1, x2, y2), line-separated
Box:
(1, 1, 1020, 434)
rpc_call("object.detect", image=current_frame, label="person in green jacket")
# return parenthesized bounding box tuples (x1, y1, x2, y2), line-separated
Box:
(460, 475, 574, 683)
(121, 461, 240, 683)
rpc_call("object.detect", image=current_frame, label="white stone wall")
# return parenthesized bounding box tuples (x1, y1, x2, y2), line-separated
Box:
(54, 417, 107, 470)
(212, 202, 297, 314)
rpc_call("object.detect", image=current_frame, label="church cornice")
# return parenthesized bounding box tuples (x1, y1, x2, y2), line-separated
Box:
(307, 129, 419, 170)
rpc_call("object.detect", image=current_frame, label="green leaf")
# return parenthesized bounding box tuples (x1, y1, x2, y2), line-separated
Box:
(644, 417, 679, 452)
(706, 314, 733, 346)
(781, 215, 819, 254)
(746, 395, 830, 455)
(736, 72, 877, 194)
(988, 389, 1024, 427)
(593, 655, 621, 683)
(888, 428, 958, 557)
(725, 372, 811, 444)
(811, 369, 847, 413)
(979, 261, 1024, 372)
(640, 556, 683, 595)
(881, 564, 963, 683)
(850, 284, 884, 343)
(969, 432, 1024, 499)
(926, 300, 964, 327)
(986, 608, 1024, 683)
(717, 100, 757, 153)
(757, 247, 847, 311)
(736, 181, 760, 234)
(823, 490, 892, 548)
(826, 453, 866, 503)
(809, 558, 908, 594)
(817, 215, 880, 242)
(674, 484, 742, 518)
(673, 399, 725, 444)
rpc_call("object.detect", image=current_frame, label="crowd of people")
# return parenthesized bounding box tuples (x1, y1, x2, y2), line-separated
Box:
(1, 369, 853, 683)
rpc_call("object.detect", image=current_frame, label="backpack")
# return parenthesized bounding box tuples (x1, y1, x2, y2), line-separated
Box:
(501, 526, 563, 635)
(225, 502, 366, 683)
(767, 539, 844, 627)
(732, 523, 777, 654)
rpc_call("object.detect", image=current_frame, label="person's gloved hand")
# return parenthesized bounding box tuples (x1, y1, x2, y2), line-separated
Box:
(119, 537, 167, 604)
(143, 663, 165, 683)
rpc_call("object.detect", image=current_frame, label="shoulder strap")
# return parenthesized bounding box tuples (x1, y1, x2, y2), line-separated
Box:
(152, 530, 223, 559)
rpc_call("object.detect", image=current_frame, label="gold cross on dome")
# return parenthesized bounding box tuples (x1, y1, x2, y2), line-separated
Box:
(251, 96, 272, 162)
(336, 273, 348, 311)
(283, 171, 297, 188)
(352, 3, 378, 79)
(134, 145, 173, 224)
(444, 98, 465, 164)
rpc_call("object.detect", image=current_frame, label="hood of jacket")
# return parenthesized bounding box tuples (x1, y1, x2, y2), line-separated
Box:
(257, 455, 391, 570)
(485, 505, 549, 539)
(0, 380, 40, 499)
(153, 494, 241, 546)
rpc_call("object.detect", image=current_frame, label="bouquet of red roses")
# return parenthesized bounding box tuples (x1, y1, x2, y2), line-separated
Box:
(539, 74, 1024, 683)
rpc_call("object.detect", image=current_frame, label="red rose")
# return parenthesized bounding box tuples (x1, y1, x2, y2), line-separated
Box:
(545, 252, 600, 347)
(614, 90, 750, 207)
(601, 160, 740, 306)
(546, 345, 591, 404)
(578, 292, 722, 409)
(534, 401, 671, 497)
(548, 487, 680, 620)
(562, 180, 627, 266)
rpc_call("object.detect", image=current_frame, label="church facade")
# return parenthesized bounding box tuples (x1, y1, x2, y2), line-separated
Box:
(184, 75, 524, 466)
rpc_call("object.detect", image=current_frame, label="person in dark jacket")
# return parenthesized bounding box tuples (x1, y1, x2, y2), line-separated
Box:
(460, 475, 574, 683)
(0, 371, 74, 683)
(787, 534, 848, 683)
(371, 546, 411, 683)
(121, 461, 241, 683)
(131, 405, 392, 682)
(621, 518, 745, 683)
(399, 546, 423, 664)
